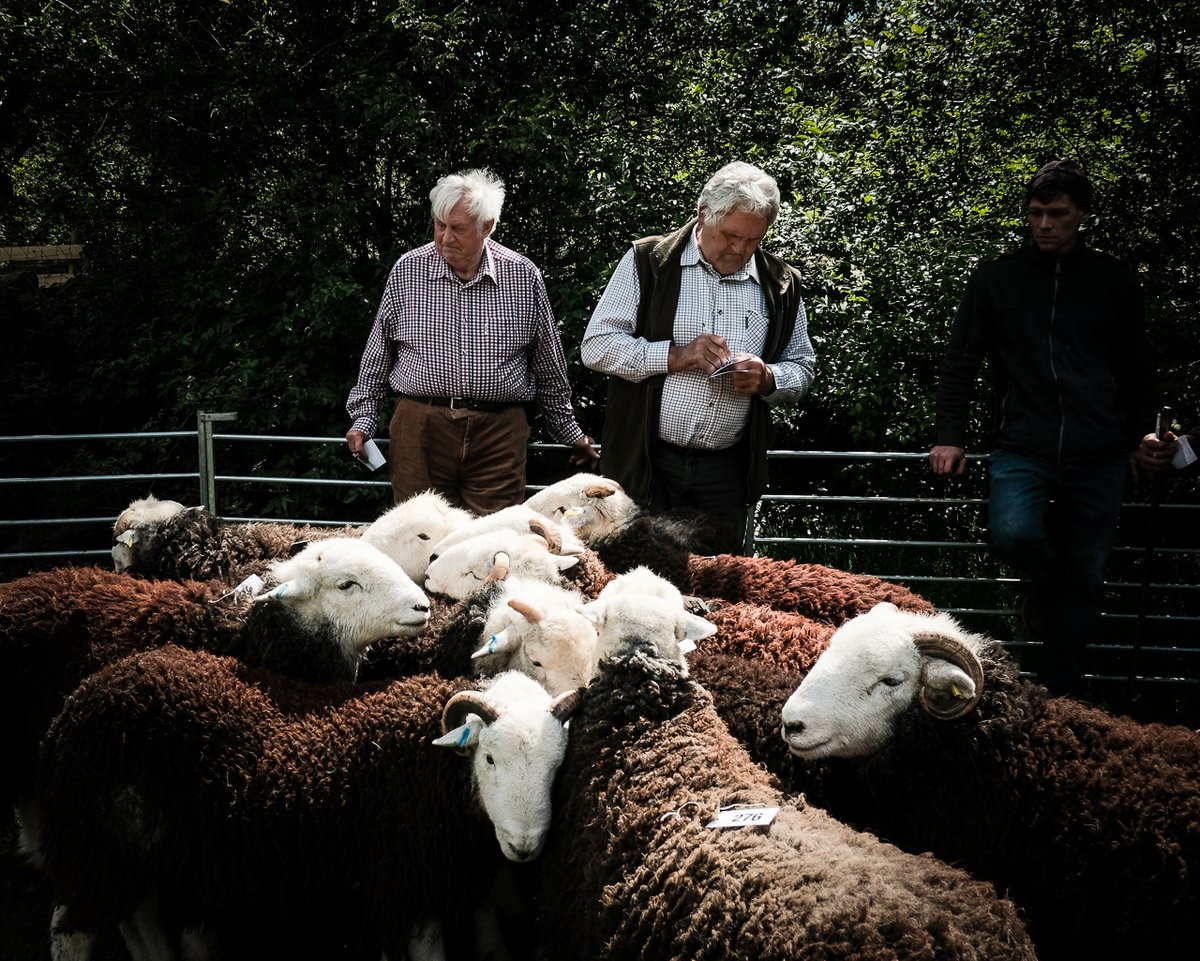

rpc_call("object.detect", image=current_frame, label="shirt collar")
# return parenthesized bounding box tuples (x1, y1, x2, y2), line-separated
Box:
(430, 239, 497, 285)
(684, 225, 761, 283)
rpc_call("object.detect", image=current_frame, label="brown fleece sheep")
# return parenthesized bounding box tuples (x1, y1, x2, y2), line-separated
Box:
(1, 540, 428, 832)
(781, 603, 1200, 961)
(113, 497, 360, 582)
(686, 552, 933, 622)
(534, 638, 1037, 961)
(35, 646, 578, 961)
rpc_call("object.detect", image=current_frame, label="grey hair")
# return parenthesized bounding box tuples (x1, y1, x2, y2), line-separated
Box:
(698, 161, 780, 226)
(429, 168, 506, 233)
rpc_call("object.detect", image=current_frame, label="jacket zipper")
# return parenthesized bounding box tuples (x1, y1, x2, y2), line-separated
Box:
(1050, 258, 1065, 462)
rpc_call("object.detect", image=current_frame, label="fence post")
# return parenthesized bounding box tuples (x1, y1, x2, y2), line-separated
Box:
(197, 411, 238, 514)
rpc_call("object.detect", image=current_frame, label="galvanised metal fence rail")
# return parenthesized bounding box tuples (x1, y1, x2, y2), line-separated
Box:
(2, 412, 1197, 724)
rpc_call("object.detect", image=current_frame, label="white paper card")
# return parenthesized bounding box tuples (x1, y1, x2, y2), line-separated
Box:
(358, 439, 387, 471)
(708, 358, 739, 379)
(1173, 435, 1196, 470)
(678, 639, 697, 655)
(706, 806, 780, 829)
(232, 573, 264, 596)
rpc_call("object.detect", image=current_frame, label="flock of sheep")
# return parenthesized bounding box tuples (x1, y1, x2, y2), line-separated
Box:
(2, 473, 1197, 961)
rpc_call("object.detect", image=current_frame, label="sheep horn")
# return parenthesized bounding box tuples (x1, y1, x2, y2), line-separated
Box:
(549, 688, 583, 723)
(582, 484, 617, 499)
(441, 692, 499, 733)
(508, 598, 545, 623)
(915, 632, 985, 720)
(485, 551, 512, 583)
(527, 517, 563, 553)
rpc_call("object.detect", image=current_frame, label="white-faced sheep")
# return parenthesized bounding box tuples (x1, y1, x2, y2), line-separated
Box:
(533, 608, 1037, 961)
(112, 496, 361, 582)
(359, 489, 473, 582)
(524, 472, 723, 584)
(781, 601, 1200, 961)
(430, 503, 586, 559)
(1, 537, 429, 846)
(423, 528, 581, 601)
(35, 645, 581, 961)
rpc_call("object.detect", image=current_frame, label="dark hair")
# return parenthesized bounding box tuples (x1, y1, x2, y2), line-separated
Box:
(1024, 159, 1093, 212)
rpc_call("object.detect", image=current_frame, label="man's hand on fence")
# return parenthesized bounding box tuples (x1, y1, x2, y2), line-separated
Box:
(929, 445, 967, 478)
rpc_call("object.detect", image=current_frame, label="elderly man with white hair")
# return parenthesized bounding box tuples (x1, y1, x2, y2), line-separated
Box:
(346, 168, 598, 513)
(582, 161, 817, 553)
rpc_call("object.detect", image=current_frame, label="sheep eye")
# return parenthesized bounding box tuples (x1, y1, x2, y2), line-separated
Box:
(879, 676, 903, 688)
(485, 754, 495, 765)
(469, 571, 484, 581)
(337, 579, 360, 591)
(418, 533, 430, 541)
(529, 659, 543, 669)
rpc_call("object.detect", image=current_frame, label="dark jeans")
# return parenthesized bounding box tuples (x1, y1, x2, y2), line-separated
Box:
(649, 440, 750, 554)
(987, 448, 1127, 694)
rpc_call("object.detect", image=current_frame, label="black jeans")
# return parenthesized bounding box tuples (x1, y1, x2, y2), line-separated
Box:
(649, 440, 750, 554)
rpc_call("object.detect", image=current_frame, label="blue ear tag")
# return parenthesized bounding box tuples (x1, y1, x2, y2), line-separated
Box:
(457, 727, 470, 749)
(274, 583, 289, 597)
(487, 635, 498, 654)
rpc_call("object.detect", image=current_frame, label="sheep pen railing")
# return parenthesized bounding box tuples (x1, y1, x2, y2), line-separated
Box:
(1, 412, 1197, 726)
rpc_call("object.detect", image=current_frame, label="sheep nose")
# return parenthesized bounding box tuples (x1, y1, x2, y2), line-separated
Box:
(415, 603, 430, 614)
(509, 844, 538, 862)
(782, 719, 805, 737)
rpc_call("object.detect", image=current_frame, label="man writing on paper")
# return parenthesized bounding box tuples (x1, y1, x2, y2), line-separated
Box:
(581, 161, 817, 553)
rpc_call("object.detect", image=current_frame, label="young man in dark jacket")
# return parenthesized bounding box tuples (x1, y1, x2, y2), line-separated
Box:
(929, 159, 1156, 695)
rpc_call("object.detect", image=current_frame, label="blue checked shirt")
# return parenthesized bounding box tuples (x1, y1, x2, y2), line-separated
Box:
(582, 229, 816, 449)
(347, 239, 586, 444)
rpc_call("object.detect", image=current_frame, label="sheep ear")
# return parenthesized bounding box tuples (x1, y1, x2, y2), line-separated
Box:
(115, 529, 139, 547)
(432, 718, 483, 756)
(555, 554, 580, 572)
(678, 612, 717, 642)
(579, 600, 605, 627)
(254, 579, 312, 603)
(869, 601, 900, 616)
(472, 630, 518, 660)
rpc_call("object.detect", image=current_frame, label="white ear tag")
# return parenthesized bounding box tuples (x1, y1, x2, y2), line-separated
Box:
(232, 574, 265, 597)
(678, 639, 697, 655)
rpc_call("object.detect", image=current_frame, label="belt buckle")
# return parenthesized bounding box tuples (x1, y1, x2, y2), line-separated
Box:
(448, 397, 467, 411)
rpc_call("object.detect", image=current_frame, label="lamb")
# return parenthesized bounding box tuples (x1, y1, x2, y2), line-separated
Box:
(1, 537, 429, 842)
(533, 603, 1037, 961)
(112, 495, 361, 582)
(429, 503, 586, 559)
(34, 644, 581, 960)
(781, 601, 1200, 961)
(524, 472, 723, 584)
(423, 527, 580, 600)
(359, 489, 473, 582)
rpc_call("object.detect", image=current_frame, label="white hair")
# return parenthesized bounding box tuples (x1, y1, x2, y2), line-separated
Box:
(697, 161, 780, 225)
(429, 168, 506, 233)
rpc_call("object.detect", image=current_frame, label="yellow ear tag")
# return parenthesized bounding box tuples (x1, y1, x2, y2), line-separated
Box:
(951, 683, 964, 699)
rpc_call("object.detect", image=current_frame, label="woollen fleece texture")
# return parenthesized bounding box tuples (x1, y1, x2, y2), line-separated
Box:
(792, 634, 1200, 961)
(121, 505, 360, 582)
(699, 601, 836, 672)
(685, 554, 934, 622)
(36, 646, 494, 960)
(0, 565, 362, 814)
(536, 646, 1036, 961)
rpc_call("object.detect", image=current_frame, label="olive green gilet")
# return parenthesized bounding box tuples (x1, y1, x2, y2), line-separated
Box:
(599, 218, 802, 504)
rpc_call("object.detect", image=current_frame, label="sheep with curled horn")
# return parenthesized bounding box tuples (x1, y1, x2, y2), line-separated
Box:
(781, 601, 1200, 961)
(534, 593, 1037, 961)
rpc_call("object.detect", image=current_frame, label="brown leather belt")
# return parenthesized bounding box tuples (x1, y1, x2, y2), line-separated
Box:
(402, 395, 522, 413)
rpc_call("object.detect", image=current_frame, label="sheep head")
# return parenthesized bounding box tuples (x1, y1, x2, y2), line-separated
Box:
(424, 530, 579, 601)
(432, 672, 581, 862)
(780, 602, 986, 760)
(256, 538, 430, 659)
(360, 491, 472, 582)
